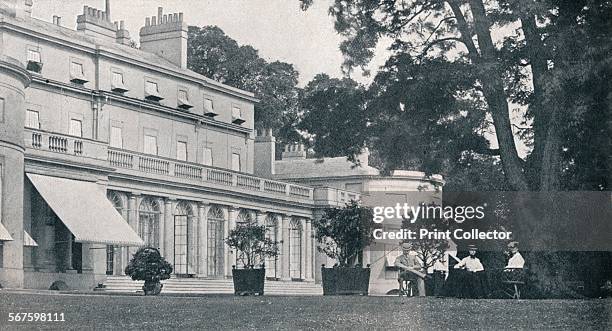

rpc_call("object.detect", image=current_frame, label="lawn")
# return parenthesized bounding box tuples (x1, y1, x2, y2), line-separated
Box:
(0, 292, 610, 330)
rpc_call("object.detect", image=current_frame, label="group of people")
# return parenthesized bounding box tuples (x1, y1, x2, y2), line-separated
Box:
(394, 241, 525, 298)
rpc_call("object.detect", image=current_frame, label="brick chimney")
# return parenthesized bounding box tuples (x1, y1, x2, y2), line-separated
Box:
(115, 20, 131, 45)
(254, 129, 276, 177)
(139, 7, 187, 69)
(76, 1, 117, 42)
(282, 143, 307, 160)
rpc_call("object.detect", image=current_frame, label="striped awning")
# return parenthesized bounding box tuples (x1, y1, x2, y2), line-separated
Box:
(27, 173, 144, 246)
(23, 230, 37, 247)
(0, 222, 13, 241)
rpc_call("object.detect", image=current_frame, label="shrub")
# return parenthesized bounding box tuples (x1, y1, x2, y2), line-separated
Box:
(125, 247, 173, 282)
(225, 223, 278, 269)
(313, 200, 377, 267)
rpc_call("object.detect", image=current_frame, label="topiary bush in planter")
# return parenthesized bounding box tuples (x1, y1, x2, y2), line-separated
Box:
(226, 223, 278, 296)
(314, 200, 377, 295)
(125, 247, 173, 296)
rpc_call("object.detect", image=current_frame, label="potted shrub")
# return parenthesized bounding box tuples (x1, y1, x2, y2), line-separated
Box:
(125, 247, 173, 296)
(226, 223, 279, 295)
(314, 200, 376, 295)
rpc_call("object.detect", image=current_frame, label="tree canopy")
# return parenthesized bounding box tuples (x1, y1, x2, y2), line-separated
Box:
(299, 0, 611, 192)
(187, 26, 303, 144)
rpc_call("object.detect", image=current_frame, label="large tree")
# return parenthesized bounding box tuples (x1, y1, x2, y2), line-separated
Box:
(299, 0, 611, 192)
(187, 26, 303, 144)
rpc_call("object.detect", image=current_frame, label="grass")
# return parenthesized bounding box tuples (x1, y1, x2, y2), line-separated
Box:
(0, 292, 610, 330)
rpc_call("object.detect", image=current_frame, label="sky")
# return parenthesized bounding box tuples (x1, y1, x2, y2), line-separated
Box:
(31, 0, 384, 87)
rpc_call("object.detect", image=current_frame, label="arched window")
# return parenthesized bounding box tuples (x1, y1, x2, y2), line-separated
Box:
(105, 191, 126, 275)
(139, 197, 161, 248)
(265, 214, 279, 279)
(107, 191, 125, 213)
(289, 218, 303, 279)
(235, 209, 256, 268)
(207, 206, 225, 277)
(236, 209, 255, 226)
(174, 201, 196, 276)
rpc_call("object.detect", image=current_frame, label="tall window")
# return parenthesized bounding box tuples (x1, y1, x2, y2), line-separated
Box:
(139, 197, 160, 248)
(203, 147, 213, 166)
(174, 201, 196, 276)
(235, 210, 255, 267)
(106, 191, 125, 275)
(231, 153, 241, 172)
(69, 119, 82, 137)
(143, 134, 158, 155)
(110, 126, 123, 148)
(26, 110, 40, 129)
(289, 219, 303, 279)
(176, 141, 187, 161)
(265, 215, 279, 279)
(207, 206, 225, 277)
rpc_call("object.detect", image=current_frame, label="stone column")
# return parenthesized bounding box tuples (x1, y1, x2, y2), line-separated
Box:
(163, 198, 175, 267)
(197, 202, 209, 277)
(280, 215, 291, 280)
(127, 193, 139, 261)
(300, 218, 307, 280)
(226, 207, 238, 277)
(81, 243, 94, 274)
(255, 211, 266, 226)
(64, 230, 74, 272)
(255, 211, 266, 267)
(305, 219, 313, 281)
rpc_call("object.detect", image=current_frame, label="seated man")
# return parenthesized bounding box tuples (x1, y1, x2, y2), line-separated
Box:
(395, 242, 427, 296)
(454, 244, 486, 298)
(505, 241, 525, 270)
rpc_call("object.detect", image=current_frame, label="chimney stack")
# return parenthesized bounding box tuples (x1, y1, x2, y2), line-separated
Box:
(254, 129, 276, 177)
(282, 143, 307, 160)
(76, 3, 117, 42)
(115, 20, 131, 45)
(139, 7, 188, 69)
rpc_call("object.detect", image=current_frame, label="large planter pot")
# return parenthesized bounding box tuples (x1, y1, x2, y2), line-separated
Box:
(232, 267, 265, 296)
(143, 280, 163, 296)
(321, 266, 370, 295)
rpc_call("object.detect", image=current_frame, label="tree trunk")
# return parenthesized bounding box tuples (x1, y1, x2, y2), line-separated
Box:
(468, 0, 530, 191)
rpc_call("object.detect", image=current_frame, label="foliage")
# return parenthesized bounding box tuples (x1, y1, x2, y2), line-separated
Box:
(299, 74, 369, 160)
(299, 0, 611, 192)
(187, 26, 303, 147)
(313, 201, 377, 267)
(225, 223, 279, 269)
(124, 247, 172, 282)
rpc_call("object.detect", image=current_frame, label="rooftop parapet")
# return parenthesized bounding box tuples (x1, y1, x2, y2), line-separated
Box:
(76, 3, 117, 41)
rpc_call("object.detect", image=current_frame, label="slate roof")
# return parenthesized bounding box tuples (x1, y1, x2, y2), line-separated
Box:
(274, 156, 380, 179)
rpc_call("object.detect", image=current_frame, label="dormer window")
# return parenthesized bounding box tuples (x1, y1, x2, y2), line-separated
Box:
(231, 106, 245, 125)
(203, 97, 218, 117)
(70, 62, 88, 85)
(111, 71, 129, 93)
(177, 89, 193, 110)
(26, 49, 43, 73)
(144, 80, 163, 102)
